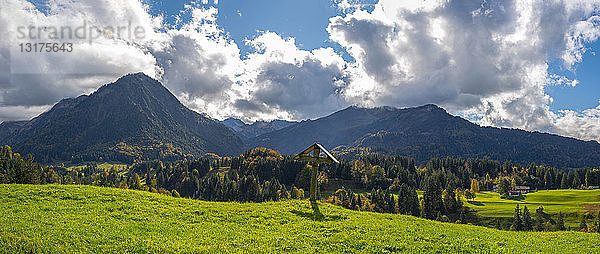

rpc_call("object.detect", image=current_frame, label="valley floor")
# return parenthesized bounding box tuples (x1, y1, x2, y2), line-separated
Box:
(1, 184, 599, 253)
(466, 190, 600, 228)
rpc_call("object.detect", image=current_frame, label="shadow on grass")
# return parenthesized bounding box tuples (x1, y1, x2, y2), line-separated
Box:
(290, 208, 347, 222)
(290, 201, 348, 221)
(467, 200, 485, 206)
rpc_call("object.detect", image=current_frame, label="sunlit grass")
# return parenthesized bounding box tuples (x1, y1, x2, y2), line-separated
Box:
(465, 190, 600, 227)
(1, 184, 599, 253)
(66, 163, 128, 172)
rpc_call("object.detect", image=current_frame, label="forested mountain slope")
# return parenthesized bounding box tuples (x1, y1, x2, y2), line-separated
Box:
(248, 105, 600, 168)
(0, 73, 243, 163)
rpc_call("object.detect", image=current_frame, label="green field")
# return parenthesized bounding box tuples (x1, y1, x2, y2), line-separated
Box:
(66, 163, 129, 172)
(1, 185, 599, 253)
(465, 190, 600, 227)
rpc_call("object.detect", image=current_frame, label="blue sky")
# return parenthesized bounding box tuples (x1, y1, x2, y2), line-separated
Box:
(143, 0, 354, 59)
(546, 41, 600, 112)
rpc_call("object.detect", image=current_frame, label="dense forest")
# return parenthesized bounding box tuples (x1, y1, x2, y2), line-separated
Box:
(1, 144, 599, 230)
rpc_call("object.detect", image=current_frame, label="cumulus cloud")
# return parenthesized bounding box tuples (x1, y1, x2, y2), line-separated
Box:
(1, 0, 600, 143)
(238, 33, 349, 120)
(329, 0, 600, 141)
(151, 7, 240, 105)
(0, 0, 348, 123)
(0, 0, 159, 111)
(0, 105, 50, 122)
(555, 104, 600, 141)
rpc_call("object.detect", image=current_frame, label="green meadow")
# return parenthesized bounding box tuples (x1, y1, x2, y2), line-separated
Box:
(465, 190, 600, 228)
(66, 162, 128, 172)
(1, 184, 599, 253)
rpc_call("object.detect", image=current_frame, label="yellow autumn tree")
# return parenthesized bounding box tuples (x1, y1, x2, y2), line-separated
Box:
(470, 178, 480, 193)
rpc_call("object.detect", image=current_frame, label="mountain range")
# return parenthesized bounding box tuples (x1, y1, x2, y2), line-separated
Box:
(0, 73, 242, 163)
(220, 118, 297, 140)
(1, 73, 599, 168)
(246, 105, 600, 168)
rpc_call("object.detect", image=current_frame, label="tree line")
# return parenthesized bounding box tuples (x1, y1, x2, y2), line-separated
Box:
(2, 144, 600, 230)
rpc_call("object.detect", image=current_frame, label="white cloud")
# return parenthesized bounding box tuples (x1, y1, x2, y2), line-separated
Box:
(555, 104, 600, 141)
(328, 0, 600, 141)
(0, 0, 347, 123)
(150, 7, 241, 116)
(0, 105, 50, 122)
(563, 15, 600, 68)
(236, 32, 349, 121)
(0, 0, 159, 107)
(1, 0, 600, 143)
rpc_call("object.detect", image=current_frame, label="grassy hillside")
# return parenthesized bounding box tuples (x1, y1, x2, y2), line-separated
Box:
(1, 185, 599, 253)
(465, 190, 600, 227)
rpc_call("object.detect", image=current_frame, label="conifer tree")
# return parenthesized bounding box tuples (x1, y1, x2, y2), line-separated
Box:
(422, 176, 443, 219)
(544, 171, 553, 189)
(522, 206, 533, 231)
(573, 175, 581, 189)
(566, 170, 575, 188)
(560, 174, 568, 189)
(386, 192, 396, 213)
(535, 206, 546, 231)
(556, 212, 566, 231)
(397, 184, 420, 216)
(510, 204, 523, 231)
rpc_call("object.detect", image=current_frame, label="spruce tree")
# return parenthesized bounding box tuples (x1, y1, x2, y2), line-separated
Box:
(386, 192, 396, 213)
(556, 212, 566, 231)
(522, 206, 533, 231)
(397, 184, 408, 214)
(129, 173, 141, 190)
(510, 204, 523, 231)
(544, 171, 553, 189)
(407, 186, 421, 217)
(535, 206, 546, 231)
(573, 175, 581, 189)
(566, 170, 575, 189)
(585, 171, 591, 188)
(423, 176, 443, 219)
(560, 174, 568, 189)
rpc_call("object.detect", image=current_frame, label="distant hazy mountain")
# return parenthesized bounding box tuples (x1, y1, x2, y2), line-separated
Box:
(0, 73, 243, 163)
(221, 118, 246, 133)
(221, 118, 297, 140)
(247, 104, 600, 168)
